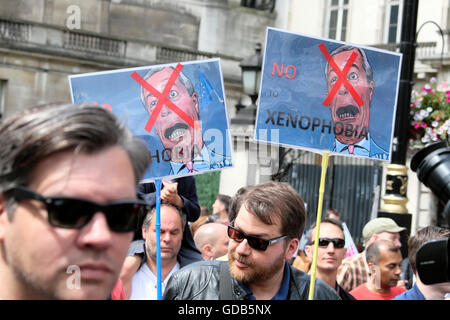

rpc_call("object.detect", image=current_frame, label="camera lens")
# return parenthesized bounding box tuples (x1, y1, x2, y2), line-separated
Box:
(411, 141, 450, 205)
(416, 238, 450, 285)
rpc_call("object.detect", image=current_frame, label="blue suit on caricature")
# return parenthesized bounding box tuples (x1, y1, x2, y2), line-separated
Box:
(136, 134, 232, 176)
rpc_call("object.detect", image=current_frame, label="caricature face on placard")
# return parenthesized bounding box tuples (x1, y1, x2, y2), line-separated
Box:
(325, 48, 375, 146)
(140, 66, 202, 164)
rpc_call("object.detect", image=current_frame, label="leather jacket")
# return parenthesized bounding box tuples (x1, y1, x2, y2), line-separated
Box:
(163, 260, 341, 300)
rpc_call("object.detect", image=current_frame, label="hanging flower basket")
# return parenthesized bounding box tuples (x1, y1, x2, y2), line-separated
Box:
(409, 77, 450, 147)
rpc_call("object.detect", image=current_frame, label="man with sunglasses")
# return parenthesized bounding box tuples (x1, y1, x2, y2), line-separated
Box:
(163, 181, 340, 300)
(0, 103, 151, 300)
(304, 219, 355, 300)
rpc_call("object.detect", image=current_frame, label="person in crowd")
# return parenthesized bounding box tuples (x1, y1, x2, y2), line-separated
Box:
(291, 248, 311, 273)
(350, 240, 406, 300)
(0, 103, 151, 299)
(163, 181, 340, 300)
(193, 222, 229, 260)
(337, 217, 405, 292)
(393, 226, 450, 300)
(200, 205, 211, 217)
(137, 177, 203, 264)
(325, 208, 341, 221)
(119, 176, 203, 299)
(304, 219, 355, 300)
(129, 203, 187, 300)
(212, 194, 232, 224)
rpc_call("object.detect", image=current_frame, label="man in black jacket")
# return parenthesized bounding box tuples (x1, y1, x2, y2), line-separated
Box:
(163, 181, 340, 300)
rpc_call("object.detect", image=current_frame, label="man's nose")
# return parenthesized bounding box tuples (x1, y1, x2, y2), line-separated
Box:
(338, 82, 348, 95)
(395, 265, 402, 276)
(161, 232, 172, 243)
(326, 242, 336, 252)
(235, 239, 251, 256)
(160, 105, 173, 117)
(76, 212, 113, 250)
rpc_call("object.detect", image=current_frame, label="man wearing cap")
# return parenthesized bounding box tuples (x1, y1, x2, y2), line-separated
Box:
(336, 217, 405, 292)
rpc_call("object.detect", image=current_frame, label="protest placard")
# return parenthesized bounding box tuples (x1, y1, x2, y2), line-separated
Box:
(69, 58, 233, 182)
(255, 27, 402, 161)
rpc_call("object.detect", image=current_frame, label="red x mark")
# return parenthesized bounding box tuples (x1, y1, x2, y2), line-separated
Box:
(319, 43, 364, 107)
(131, 63, 198, 133)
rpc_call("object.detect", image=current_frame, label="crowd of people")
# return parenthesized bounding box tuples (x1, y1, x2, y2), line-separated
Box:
(0, 102, 448, 301)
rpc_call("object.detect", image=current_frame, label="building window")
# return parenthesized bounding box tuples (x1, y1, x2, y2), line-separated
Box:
(241, 0, 276, 12)
(386, 0, 402, 44)
(328, 0, 349, 41)
(0, 80, 7, 121)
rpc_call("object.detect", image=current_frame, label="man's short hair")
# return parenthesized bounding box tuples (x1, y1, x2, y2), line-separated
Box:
(139, 66, 196, 112)
(408, 226, 450, 274)
(0, 103, 151, 215)
(307, 218, 345, 244)
(216, 194, 231, 214)
(324, 45, 374, 83)
(228, 185, 254, 223)
(233, 181, 306, 239)
(365, 240, 400, 265)
(142, 201, 186, 231)
(326, 208, 341, 219)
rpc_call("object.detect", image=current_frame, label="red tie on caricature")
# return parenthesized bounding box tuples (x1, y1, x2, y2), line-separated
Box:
(348, 145, 355, 154)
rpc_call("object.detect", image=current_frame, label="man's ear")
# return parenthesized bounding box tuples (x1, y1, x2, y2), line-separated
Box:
(0, 194, 9, 240)
(192, 92, 199, 114)
(142, 225, 148, 240)
(202, 244, 213, 261)
(304, 244, 313, 260)
(285, 238, 300, 261)
(368, 233, 378, 245)
(368, 80, 375, 101)
(368, 262, 377, 276)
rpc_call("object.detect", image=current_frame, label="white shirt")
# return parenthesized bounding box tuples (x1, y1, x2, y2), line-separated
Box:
(129, 262, 180, 300)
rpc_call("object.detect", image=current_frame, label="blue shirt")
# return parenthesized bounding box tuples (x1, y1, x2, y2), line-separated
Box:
(392, 283, 426, 300)
(240, 261, 291, 300)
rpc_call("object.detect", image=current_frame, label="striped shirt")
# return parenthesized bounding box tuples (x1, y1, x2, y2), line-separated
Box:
(336, 251, 370, 292)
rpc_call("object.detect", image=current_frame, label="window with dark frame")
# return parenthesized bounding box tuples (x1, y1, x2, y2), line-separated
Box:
(0, 80, 7, 121)
(387, 1, 400, 44)
(240, 0, 276, 12)
(328, 0, 349, 41)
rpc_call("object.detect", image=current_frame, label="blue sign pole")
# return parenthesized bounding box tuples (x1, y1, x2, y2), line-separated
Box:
(155, 179, 162, 300)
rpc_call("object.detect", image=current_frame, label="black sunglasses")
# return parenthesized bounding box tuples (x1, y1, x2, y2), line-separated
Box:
(227, 223, 287, 251)
(310, 237, 346, 249)
(6, 186, 148, 233)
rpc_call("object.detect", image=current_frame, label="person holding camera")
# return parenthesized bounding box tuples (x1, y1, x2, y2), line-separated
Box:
(393, 226, 450, 300)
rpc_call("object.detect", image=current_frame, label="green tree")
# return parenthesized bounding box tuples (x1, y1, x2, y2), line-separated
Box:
(194, 171, 221, 213)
